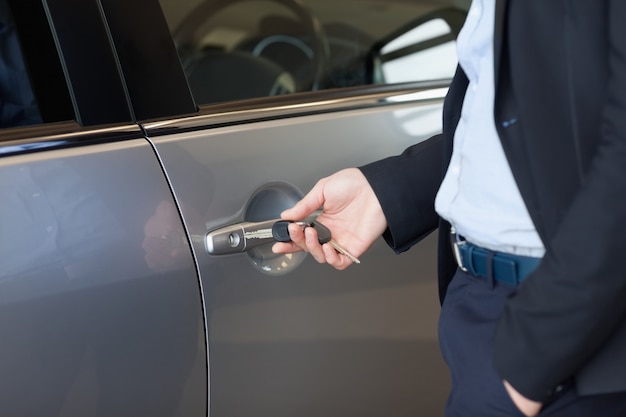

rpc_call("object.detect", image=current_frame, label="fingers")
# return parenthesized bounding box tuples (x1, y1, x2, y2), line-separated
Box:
(271, 222, 307, 254)
(321, 243, 354, 270)
(303, 225, 326, 263)
(503, 381, 542, 417)
(271, 241, 301, 254)
(271, 223, 355, 270)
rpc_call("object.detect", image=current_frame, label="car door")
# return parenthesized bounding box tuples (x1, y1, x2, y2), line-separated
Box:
(149, 103, 446, 417)
(99, 0, 466, 415)
(0, 1, 206, 416)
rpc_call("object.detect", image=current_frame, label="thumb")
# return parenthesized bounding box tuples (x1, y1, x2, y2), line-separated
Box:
(281, 181, 326, 221)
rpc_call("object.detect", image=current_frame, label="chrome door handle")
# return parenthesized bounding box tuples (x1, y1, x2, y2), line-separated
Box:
(205, 219, 280, 255)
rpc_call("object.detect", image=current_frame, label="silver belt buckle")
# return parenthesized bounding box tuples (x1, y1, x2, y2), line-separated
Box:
(450, 227, 468, 272)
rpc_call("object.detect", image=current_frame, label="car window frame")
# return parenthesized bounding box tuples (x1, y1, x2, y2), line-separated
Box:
(1, 0, 167, 152)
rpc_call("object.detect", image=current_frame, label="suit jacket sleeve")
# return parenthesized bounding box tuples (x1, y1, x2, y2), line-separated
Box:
(358, 134, 443, 253)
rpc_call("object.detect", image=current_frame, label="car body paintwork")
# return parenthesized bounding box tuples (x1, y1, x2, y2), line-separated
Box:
(0, 0, 467, 415)
(0, 135, 207, 416)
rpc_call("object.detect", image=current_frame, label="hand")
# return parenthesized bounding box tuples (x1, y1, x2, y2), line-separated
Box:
(503, 380, 542, 417)
(272, 168, 387, 270)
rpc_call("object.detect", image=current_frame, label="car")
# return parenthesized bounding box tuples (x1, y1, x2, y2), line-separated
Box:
(0, 0, 468, 415)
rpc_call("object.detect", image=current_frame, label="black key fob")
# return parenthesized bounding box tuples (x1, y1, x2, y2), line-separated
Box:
(271, 220, 331, 244)
(272, 220, 293, 242)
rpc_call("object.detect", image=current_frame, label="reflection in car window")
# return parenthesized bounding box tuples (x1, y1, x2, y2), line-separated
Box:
(159, 0, 469, 106)
(380, 19, 458, 84)
(0, 0, 42, 128)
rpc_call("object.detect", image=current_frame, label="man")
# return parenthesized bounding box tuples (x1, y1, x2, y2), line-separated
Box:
(273, 0, 626, 416)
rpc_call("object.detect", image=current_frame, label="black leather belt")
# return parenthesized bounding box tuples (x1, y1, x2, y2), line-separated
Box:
(451, 230, 540, 286)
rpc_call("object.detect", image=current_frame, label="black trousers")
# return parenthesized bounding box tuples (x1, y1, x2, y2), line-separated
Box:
(439, 269, 626, 417)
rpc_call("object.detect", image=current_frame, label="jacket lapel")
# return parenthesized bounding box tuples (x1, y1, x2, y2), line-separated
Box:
(493, 0, 507, 88)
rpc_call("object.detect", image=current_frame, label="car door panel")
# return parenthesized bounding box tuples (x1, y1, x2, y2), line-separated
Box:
(0, 135, 206, 416)
(148, 94, 448, 416)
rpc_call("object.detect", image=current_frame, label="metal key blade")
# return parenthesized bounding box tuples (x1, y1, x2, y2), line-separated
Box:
(311, 220, 360, 264)
(328, 240, 361, 264)
(244, 229, 274, 240)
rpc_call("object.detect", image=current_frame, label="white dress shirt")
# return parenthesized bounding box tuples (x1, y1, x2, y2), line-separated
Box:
(434, 0, 545, 257)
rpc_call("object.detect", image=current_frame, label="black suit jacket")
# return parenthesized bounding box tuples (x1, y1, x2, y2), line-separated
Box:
(360, 0, 626, 402)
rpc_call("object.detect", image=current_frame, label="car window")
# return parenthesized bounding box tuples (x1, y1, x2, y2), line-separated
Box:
(378, 14, 461, 84)
(0, 1, 42, 128)
(159, 0, 469, 106)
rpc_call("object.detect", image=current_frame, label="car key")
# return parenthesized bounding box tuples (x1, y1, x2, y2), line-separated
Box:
(271, 220, 308, 242)
(311, 220, 361, 264)
(273, 220, 360, 264)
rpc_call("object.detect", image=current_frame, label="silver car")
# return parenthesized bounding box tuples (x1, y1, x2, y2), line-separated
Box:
(0, 0, 467, 415)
